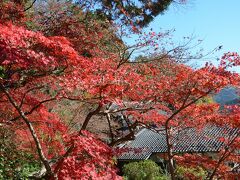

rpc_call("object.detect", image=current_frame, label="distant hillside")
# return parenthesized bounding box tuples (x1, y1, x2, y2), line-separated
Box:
(214, 87, 240, 105)
(225, 98, 240, 105)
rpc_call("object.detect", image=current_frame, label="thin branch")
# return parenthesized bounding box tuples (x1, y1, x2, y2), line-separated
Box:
(109, 121, 138, 146)
(100, 106, 154, 114)
(165, 89, 212, 126)
(208, 130, 240, 180)
(10, 97, 56, 122)
(19, 86, 44, 108)
(24, 0, 37, 11)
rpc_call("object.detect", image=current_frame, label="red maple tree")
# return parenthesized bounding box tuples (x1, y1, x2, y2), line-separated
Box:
(0, 1, 239, 179)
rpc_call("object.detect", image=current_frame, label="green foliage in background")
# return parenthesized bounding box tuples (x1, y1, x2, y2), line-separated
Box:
(0, 127, 41, 179)
(176, 166, 207, 180)
(123, 160, 169, 180)
(197, 96, 214, 105)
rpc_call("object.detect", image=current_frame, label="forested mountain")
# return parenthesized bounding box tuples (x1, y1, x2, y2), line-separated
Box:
(214, 87, 240, 105)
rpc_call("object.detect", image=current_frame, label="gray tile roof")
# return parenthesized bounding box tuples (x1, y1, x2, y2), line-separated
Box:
(118, 125, 239, 160)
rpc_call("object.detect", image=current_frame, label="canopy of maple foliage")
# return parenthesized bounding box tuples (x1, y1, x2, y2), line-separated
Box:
(0, 0, 240, 179)
(0, 22, 120, 178)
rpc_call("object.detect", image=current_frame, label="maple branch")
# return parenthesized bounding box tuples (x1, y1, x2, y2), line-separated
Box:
(104, 104, 156, 146)
(53, 144, 75, 175)
(27, 98, 56, 115)
(208, 130, 240, 180)
(54, 105, 104, 174)
(177, 80, 198, 108)
(117, 48, 135, 68)
(10, 97, 57, 122)
(53, 105, 103, 175)
(66, 105, 83, 133)
(166, 89, 212, 126)
(109, 121, 138, 146)
(163, 89, 212, 180)
(63, 95, 101, 103)
(24, 0, 37, 11)
(19, 86, 45, 108)
(231, 164, 240, 173)
(0, 85, 53, 177)
(101, 106, 154, 114)
(109, 129, 135, 147)
(106, 113, 114, 143)
(80, 104, 102, 130)
(128, 47, 178, 64)
(165, 126, 176, 180)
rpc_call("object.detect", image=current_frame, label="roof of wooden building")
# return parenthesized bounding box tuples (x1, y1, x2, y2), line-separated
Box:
(118, 125, 239, 160)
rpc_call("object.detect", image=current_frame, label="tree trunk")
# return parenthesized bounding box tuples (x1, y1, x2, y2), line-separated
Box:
(165, 126, 176, 180)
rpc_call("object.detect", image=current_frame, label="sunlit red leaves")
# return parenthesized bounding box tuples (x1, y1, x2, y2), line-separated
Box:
(176, 148, 240, 179)
(221, 52, 240, 68)
(56, 131, 121, 179)
(0, 23, 80, 70)
(0, 89, 66, 158)
(0, 88, 121, 178)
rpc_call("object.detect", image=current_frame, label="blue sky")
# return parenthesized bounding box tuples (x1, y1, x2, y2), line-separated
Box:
(125, 0, 240, 72)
